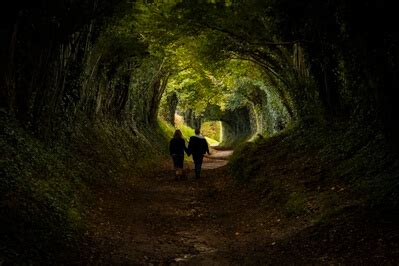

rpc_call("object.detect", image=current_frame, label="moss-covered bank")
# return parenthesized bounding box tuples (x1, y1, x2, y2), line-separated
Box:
(0, 111, 168, 263)
(230, 119, 399, 221)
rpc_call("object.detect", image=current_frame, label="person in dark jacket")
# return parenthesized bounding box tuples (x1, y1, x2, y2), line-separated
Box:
(188, 128, 210, 179)
(169, 129, 189, 180)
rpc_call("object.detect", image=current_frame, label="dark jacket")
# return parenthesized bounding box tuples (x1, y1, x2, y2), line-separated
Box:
(169, 138, 188, 156)
(188, 135, 209, 157)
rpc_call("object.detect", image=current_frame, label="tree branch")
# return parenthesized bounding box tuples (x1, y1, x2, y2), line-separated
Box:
(200, 22, 300, 47)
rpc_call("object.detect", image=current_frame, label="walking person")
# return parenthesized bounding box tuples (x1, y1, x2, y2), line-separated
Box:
(169, 129, 189, 180)
(188, 128, 210, 179)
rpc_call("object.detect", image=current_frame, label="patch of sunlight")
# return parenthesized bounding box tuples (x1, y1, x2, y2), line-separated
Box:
(206, 137, 219, 146)
(202, 121, 222, 142)
(158, 118, 175, 137)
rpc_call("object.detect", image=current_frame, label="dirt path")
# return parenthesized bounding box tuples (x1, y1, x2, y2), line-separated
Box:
(84, 148, 399, 265)
(201, 149, 233, 169)
(85, 150, 293, 265)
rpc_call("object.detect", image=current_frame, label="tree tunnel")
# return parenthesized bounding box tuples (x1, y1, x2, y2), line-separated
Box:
(2, 0, 399, 143)
(1, 0, 312, 145)
(2, 1, 399, 263)
(2, 0, 399, 166)
(199, 104, 252, 146)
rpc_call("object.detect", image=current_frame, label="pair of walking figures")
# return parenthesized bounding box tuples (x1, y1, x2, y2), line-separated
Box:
(169, 128, 210, 180)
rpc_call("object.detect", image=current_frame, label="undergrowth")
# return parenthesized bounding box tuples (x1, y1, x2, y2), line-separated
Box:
(229, 120, 399, 221)
(0, 112, 168, 264)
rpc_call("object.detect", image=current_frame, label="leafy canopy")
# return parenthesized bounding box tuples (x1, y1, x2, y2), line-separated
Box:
(132, 0, 297, 120)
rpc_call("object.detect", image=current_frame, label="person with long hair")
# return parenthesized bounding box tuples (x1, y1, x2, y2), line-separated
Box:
(169, 129, 189, 180)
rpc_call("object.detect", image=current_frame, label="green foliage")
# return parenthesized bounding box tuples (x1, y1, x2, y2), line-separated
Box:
(230, 120, 399, 222)
(0, 116, 87, 263)
(3, 1, 399, 262)
(0, 112, 168, 263)
(201, 121, 221, 142)
(133, 0, 399, 145)
(133, 0, 298, 137)
(93, 17, 147, 79)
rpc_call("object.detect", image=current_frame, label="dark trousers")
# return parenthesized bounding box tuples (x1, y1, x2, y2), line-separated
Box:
(193, 155, 204, 178)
